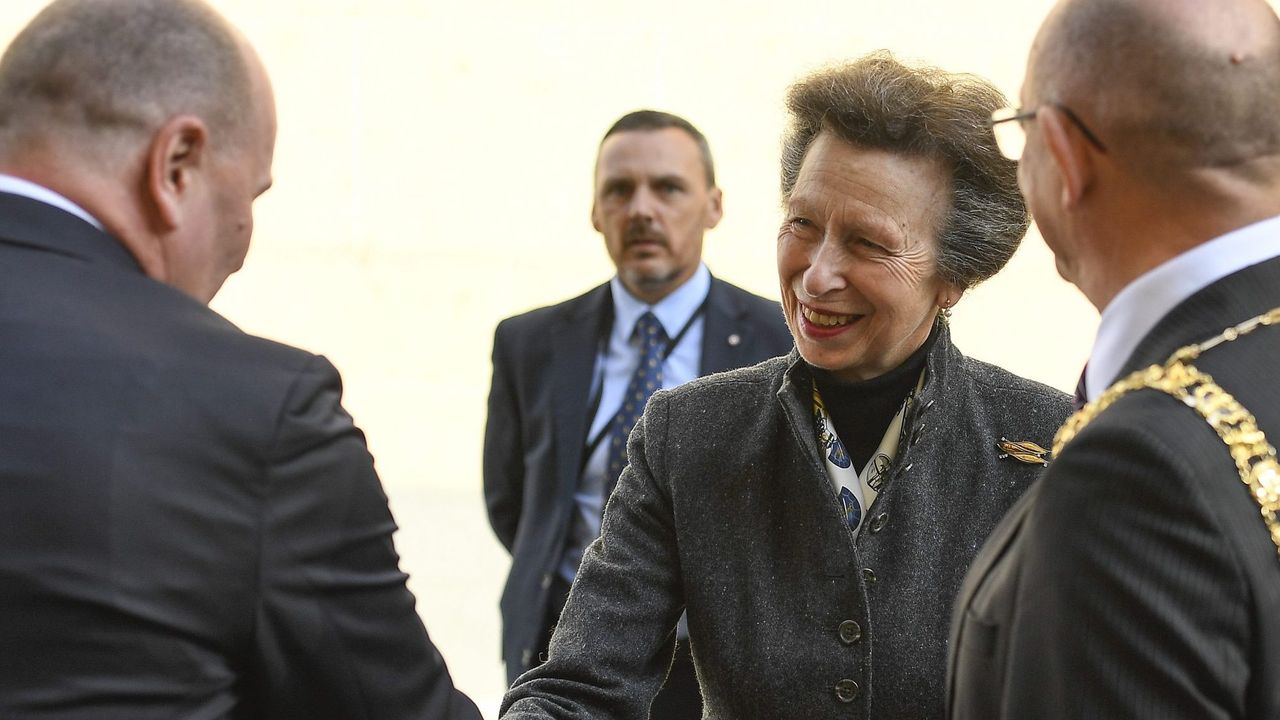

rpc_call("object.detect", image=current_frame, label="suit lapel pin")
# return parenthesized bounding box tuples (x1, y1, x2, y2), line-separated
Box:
(996, 437, 1050, 466)
(727, 333, 741, 347)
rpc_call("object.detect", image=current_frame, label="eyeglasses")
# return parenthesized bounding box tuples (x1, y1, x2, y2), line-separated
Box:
(990, 105, 1108, 161)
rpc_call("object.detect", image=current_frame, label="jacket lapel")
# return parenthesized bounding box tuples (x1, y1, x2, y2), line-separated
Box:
(700, 276, 748, 376)
(552, 285, 612, 500)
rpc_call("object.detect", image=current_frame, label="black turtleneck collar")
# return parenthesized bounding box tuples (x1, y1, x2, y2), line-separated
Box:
(810, 321, 940, 472)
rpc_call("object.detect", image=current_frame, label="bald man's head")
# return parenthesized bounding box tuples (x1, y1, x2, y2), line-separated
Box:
(1029, 0, 1280, 174)
(0, 0, 277, 304)
(0, 0, 256, 168)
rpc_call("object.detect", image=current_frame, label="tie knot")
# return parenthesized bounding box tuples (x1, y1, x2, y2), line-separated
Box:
(634, 312, 667, 344)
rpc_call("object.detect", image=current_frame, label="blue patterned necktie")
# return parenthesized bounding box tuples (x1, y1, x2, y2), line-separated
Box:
(603, 311, 667, 503)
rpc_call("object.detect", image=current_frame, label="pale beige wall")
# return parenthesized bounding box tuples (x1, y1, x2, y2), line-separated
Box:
(4, 0, 1236, 715)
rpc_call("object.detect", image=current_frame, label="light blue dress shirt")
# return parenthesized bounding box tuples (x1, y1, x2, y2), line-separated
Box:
(558, 263, 711, 584)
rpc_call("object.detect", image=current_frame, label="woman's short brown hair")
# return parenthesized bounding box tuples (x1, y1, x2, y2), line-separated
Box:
(781, 51, 1028, 289)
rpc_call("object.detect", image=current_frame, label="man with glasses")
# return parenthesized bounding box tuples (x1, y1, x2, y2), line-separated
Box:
(949, 0, 1280, 718)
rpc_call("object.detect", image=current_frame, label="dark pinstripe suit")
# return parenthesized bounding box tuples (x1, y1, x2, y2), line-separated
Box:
(948, 256, 1280, 719)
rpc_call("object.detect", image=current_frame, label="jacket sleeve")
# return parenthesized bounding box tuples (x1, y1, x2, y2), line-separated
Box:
(500, 390, 684, 720)
(251, 355, 482, 720)
(997, 397, 1252, 719)
(483, 321, 523, 553)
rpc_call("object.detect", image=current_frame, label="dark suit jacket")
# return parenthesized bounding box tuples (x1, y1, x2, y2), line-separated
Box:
(501, 327, 1071, 719)
(483, 278, 793, 680)
(0, 192, 480, 720)
(948, 255, 1280, 719)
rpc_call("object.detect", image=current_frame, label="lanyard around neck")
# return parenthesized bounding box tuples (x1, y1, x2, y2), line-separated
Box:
(579, 295, 711, 469)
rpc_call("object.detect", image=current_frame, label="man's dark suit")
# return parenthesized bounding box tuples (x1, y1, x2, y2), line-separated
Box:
(0, 192, 481, 720)
(483, 278, 792, 684)
(948, 255, 1280, 719)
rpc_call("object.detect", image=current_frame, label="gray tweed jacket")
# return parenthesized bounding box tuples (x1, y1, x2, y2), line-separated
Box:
(501, 323, 1070, 719)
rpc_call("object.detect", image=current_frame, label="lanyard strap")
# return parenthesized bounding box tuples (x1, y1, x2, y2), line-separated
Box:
(580, 296, 711, 468)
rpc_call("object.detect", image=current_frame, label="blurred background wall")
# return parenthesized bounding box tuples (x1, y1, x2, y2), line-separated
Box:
(0, 0, 1155, 715)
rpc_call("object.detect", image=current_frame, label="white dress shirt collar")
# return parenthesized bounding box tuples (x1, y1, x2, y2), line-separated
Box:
(609, 262, 712, 340)
(0, 174, 105, 232)
(1087, 214, 1280, 399)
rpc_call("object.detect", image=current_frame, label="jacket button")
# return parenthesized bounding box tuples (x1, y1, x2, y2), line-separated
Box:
(862, 567, 877, 585)
(869, 512, 888, 533)
(727, 333, 742, 347)
(834, 678, 861, 703)
(521, 648, 534, 667)
(838, 620, 862, 644)
(540, 573, 553, 590)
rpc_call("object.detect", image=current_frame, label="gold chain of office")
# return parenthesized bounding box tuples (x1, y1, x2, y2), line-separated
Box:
(1052, 306, 1280, 560)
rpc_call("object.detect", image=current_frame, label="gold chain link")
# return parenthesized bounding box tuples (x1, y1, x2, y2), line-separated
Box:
(1052, 307, 1280, 560)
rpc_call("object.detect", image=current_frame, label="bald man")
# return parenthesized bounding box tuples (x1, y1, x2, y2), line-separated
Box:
(0, 1, 479, 718)
(947, 0, 1280, 718)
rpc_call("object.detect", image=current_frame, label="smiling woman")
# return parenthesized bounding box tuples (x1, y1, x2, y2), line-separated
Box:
(501, 52, 1073, 720)
(779, 135, 954, 381)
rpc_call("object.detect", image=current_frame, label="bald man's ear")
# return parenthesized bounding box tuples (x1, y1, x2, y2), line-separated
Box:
(145, 115, 208, 232)
(1039, 106, 1094, 210)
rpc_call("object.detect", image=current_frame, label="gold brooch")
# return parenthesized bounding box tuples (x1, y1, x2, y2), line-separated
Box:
(996, 438, 1050, 466)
